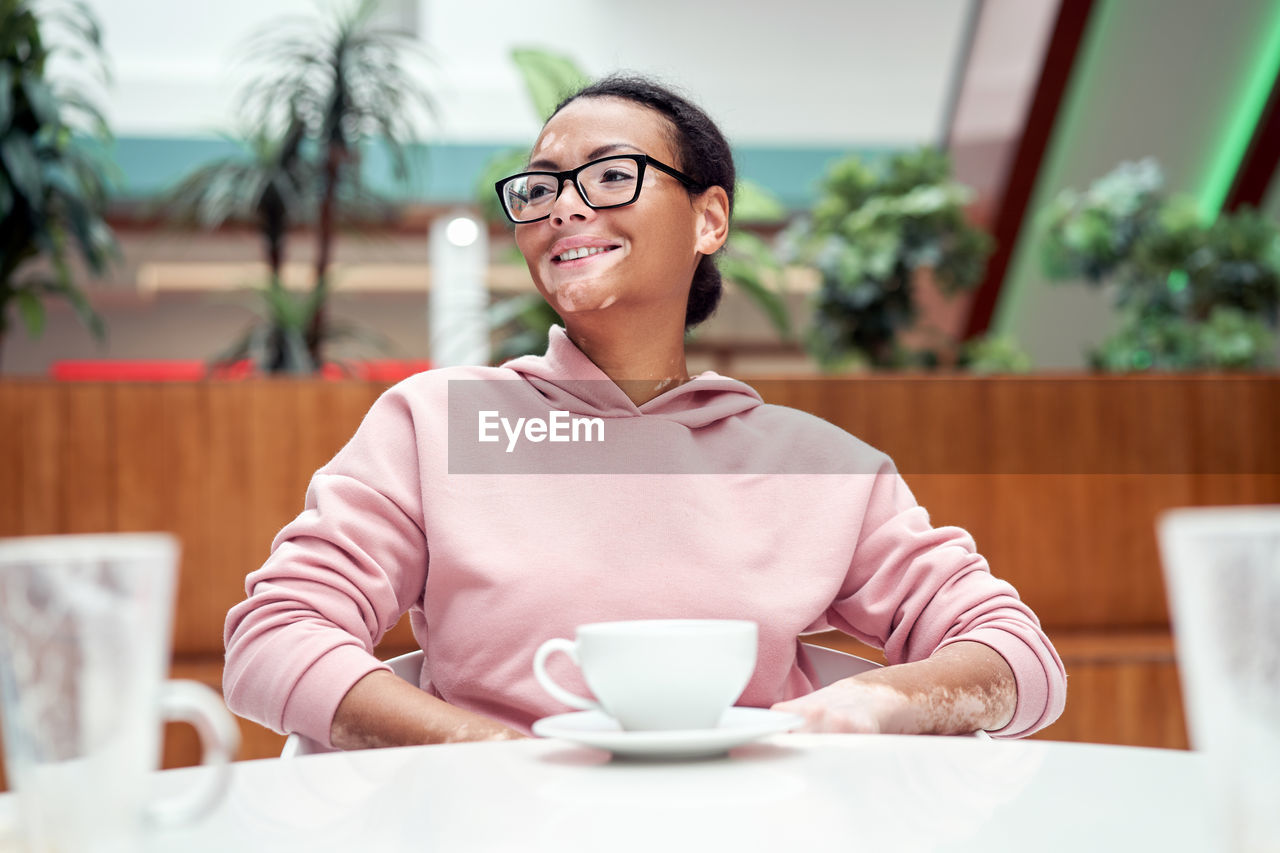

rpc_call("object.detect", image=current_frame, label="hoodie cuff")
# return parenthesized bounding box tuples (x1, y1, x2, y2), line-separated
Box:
(938, 628, 1056, 738)
(280, 643, 391, 748)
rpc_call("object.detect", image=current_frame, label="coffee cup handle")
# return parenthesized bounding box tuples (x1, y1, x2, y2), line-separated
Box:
(147, 679, 240, 827)
(533, 638, 600, 712)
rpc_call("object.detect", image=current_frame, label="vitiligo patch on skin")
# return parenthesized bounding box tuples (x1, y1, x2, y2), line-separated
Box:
(550, 280, 620, 313)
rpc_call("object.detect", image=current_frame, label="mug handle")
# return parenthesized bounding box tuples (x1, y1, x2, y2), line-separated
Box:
(533, 638, 600, 712)
(147, 679, 240, 827)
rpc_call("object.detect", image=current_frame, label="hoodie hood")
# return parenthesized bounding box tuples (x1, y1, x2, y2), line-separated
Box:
(503, 326, 761, 429)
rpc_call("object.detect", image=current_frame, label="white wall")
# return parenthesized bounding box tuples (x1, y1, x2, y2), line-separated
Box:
(88, 0, 971, 145)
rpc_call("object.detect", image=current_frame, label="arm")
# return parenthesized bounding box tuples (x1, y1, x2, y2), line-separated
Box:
(795, 466, 1065, 737)
(773, 641, 1015, 735)
(330, 671, 525, 748)
(224, 379, 508, 748)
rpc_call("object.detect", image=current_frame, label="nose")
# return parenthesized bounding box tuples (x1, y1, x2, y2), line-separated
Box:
(550, 179, 594, 226)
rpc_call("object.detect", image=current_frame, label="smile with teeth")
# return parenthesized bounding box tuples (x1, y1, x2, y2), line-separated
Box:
(554, 246, 617, 262)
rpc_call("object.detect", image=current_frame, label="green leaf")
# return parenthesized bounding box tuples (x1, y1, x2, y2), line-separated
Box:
(16, 289, 46, 336)
(280, 327, 314, 374)
(0, 65, 13, 132)
(53, 89, 111, 140)
(0, 172, 12, 219)
(733, 179, 786, 224)
(20, 72, 61, 128)
(0, 134, 44, 212)
(511, 47, 590, 121)
(476, 147, 527, 224)
(721, 232, 793, 339)
(209, 325, 258, 369)
(48, 274, 107, 342)
(961, 334, 1032, 374)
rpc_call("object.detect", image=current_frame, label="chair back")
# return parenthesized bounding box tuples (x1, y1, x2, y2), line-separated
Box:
(800, 641, 880, 686)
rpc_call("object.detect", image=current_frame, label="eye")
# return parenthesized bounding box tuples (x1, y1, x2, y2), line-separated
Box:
(600, 168, 637, 183)
(527, 183, 555, 199)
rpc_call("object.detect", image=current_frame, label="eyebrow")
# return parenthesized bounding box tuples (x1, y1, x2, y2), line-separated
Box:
(527, 143, 640, 171)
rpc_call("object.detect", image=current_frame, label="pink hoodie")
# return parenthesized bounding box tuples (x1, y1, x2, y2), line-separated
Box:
(224, 327, 1066, 745)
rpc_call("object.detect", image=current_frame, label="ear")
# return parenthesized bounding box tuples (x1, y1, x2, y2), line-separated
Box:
(692, 186, 730, 256)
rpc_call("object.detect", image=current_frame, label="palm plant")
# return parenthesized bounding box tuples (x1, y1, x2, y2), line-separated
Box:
(0, 0, 115, 368)
(232, 0, 433, 369)
(164, 118, 315, 371)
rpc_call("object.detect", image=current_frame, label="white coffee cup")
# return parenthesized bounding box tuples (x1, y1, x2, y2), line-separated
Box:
(0, 533, 240, 852)
(532, 619, 758, 731)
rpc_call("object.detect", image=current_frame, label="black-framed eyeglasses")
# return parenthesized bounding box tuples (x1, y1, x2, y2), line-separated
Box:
(494, 154, 702, 224)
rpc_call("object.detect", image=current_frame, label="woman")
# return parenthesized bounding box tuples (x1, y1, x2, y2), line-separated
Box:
(223, 76, 1066, 749)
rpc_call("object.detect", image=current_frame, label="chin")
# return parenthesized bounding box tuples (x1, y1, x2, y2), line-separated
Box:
(549, 280, 622, 315)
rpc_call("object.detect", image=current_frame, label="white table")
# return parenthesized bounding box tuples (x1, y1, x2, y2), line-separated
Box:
(0, 735, 1212, 852)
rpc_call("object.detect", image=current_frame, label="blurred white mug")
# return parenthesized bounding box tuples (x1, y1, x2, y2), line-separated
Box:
(0, 533, 239, 852)
(1158, 507, 1280, 852)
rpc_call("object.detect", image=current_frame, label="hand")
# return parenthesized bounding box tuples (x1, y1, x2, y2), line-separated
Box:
(332, 669, 528, 749)
(771, 641, 1017, 736)
(437, 716, 529, 745)
(771, 676, 912, 734)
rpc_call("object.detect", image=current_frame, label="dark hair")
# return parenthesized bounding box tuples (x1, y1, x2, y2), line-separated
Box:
(549, 75, 735, 329)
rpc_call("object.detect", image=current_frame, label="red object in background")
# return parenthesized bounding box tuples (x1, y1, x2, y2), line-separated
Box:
(50, 359, 431, 382)
(346, 360, 434, 382)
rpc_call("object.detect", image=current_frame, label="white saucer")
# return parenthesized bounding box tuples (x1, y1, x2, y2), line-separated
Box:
(531, 707, 804, 760)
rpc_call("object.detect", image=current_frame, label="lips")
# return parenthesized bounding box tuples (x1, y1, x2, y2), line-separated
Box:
(549, 237, 622, 265)
(552, 244, 616, 261)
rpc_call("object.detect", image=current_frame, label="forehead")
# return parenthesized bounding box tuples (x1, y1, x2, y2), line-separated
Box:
(530, 97, 678, 167)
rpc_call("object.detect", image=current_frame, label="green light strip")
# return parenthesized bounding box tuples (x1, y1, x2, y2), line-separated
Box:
(1197, 0, 1280, 219)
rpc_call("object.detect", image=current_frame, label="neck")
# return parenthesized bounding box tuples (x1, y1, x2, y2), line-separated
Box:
(563, 314, 691, 406)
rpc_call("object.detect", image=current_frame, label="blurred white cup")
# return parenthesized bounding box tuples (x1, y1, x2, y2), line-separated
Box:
(0, 533, 239, 853)
(533, 619, 758, 731)
(1158, 507, 1280, 852)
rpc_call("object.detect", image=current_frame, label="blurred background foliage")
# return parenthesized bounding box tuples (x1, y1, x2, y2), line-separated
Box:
(0, 0, 116, 367)
(793, 148, 994, 370)
(1041, 158, 1280, 370)
(164, 0, 434, 374)
(19, 5, 1276, 378)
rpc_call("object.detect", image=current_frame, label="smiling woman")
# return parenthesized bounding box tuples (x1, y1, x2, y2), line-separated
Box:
(223, 76, 1066, 753)
(505, 86, 732, 364)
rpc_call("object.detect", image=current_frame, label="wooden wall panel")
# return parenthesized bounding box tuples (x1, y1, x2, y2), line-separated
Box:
(1038, 655, 1188, 749)
(16, 384, 63, 533)
(906, 473, 1188, 629)
(63, 384, 115, 533)
(165, 385, 216, 654)
(0, 384, 22, 536)
(203, 381, 257, 656)
(756, 377, 1280, 630)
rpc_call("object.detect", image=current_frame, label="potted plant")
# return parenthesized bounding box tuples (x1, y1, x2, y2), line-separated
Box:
(164, 119, 322, 373)
(0, 0, 116, 370)
(167, 0, 434, 374)
(793, 148, 993, 370)
(1040, 158, 1280, 370)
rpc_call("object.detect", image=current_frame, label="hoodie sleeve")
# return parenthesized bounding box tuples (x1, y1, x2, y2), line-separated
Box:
(223, 383, 430, 747)
(826, 464, 1067, 738)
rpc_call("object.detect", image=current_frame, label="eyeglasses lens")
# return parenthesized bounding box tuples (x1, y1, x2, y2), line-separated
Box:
(502, 157, 642, 222)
